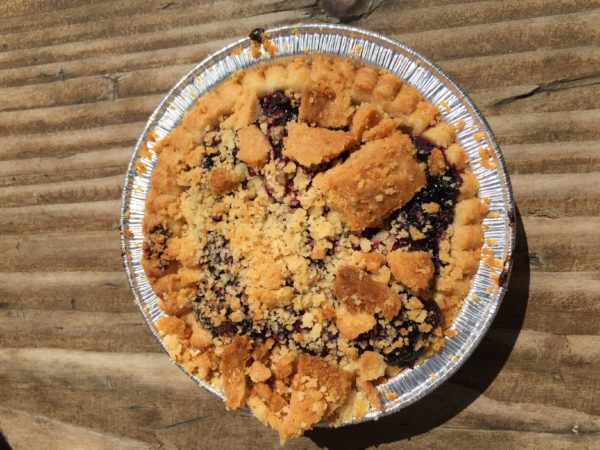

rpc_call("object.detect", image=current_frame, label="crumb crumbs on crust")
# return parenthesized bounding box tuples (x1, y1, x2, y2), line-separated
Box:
(299, 79, 353, 128)
(221, 336, 252, 409)
(473, 131, 484, 141)
(479, 146, 498, 170)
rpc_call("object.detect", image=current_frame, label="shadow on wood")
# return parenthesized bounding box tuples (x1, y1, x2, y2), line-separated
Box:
(0, 431, 13, 450)
(306, 207, 529, 450)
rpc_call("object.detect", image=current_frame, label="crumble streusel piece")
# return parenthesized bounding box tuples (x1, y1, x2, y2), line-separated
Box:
(283, 121, 357, 167)
(314, 132, 426, 231)
(237, 124, 272, 169)
(333, 265, 401, 322)
(387, 250, 435, 293)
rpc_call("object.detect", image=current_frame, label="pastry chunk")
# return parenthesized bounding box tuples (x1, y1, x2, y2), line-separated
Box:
(387, 250, 435, 292)
(314, 132, 426, 231)
(333, 265, 401, 321)
(388, 83, 421, 116)
(335, 305, 377, 340)
(283, 121, 357, 167)
(237, 124, 272, 169)
(422, 122, 455, 148)
(350, 102, 384, 141)
(221, 336, 252, 409)
(372, 72, 402, 101)
(299, 80, 353, 128)
(351, 66, 378, 101)
(207, 167, 240, 196)
(408, 101, 439, 134)
(428, 148, 447, 176)
(279, 355, 354, 442)
(357, 351, 386, 381)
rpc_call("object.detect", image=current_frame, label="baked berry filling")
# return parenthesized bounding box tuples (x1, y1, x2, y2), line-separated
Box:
(355, 299, 441, 367)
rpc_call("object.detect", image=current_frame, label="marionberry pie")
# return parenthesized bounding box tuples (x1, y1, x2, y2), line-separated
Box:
(142, 56, 487, 443)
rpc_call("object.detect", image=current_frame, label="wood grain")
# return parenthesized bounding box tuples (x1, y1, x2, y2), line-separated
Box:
(0, 1, 599, 449)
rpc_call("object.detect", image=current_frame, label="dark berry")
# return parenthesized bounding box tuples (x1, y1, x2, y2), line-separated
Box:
(411, 135, 435, 163)
(249, 28, 265, 43)
(202, 156, 215, 169)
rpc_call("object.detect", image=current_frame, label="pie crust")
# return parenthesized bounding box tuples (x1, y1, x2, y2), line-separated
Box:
(141, 55, 487, 443)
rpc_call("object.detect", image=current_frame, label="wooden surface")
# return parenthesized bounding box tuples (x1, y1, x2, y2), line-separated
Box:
(1, 1, 599, 449)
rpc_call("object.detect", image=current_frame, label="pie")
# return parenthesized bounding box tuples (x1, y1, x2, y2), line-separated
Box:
(141, 54, 487, 443)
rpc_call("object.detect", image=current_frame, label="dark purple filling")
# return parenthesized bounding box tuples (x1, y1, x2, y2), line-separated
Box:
(355, 299, 441, 367)
(193, 232, 250, 336)
(412, 135, 436, 163)
(201, 155, 216, 169)
(257, 91, 304, 207)
(388, 172, 458, 263)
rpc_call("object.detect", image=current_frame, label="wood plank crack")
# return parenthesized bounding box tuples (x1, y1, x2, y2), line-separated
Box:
(493, 73, 600, 107)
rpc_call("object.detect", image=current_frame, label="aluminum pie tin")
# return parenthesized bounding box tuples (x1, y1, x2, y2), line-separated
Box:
(120, 24, 515, 426)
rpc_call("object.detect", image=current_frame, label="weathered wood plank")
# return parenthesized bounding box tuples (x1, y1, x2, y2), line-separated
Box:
(442, 46, 600, 90)
(512, 172, 600, 218)
(0, 122, 144, 161)
(508, 272, 600, 335)
(0, 175, 123, 207)
(0, 0, 93, 19)
(363, 0, 599, 35)
(395, 10, 600, 61)
(0, 231, 122, 272)
(0, 200, 120, 234)
(0, 0, 319, 56)
(473, 82, 600, 116)
(0, 0, 200, 34)
(0, 147, 131, 187)
(0, 310, 158, 352)
(0, 407, 151, 450)
(0, 271, 134, 313)
(521, 216, 600, 272)
(0, 94, 162, 135)
(502, 141, 600, 175)
(487, 109, 600, 145)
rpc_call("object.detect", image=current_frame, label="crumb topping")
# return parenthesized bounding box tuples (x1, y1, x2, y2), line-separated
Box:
(141, 55, 486, 443)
